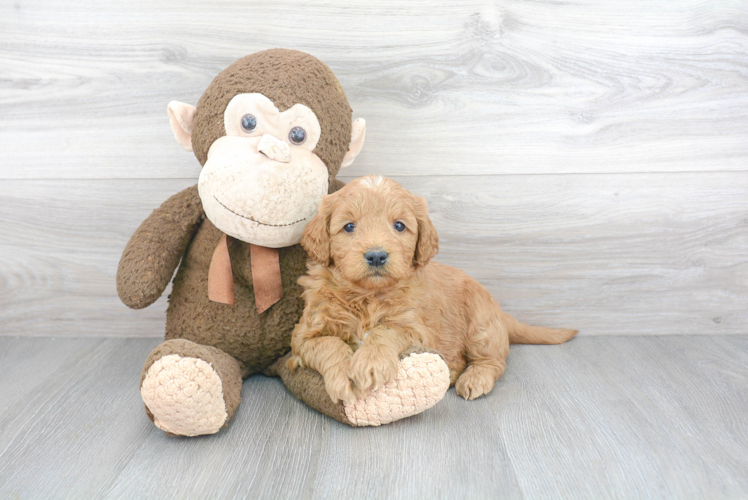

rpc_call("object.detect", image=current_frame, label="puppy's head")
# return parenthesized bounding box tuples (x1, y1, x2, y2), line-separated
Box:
(302, 175, 438, 289)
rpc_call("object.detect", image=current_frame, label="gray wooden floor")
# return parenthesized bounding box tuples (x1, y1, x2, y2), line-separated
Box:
(1, 336, 745, 499)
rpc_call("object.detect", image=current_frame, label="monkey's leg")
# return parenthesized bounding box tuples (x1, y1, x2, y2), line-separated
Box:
(273, 346, 450, 427)
(140, 339, 243, 437)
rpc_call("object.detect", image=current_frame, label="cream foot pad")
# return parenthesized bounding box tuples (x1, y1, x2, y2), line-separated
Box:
(141, 354, 228, 437)
(344, 352, 450, 426)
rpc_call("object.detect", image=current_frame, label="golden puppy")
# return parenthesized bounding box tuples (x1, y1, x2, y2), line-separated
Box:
(289, 175, 577, 404)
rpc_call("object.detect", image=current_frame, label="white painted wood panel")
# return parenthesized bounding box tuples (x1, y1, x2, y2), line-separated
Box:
(1, 0, 747, 178)
(0, 173, 745, 337)
(0, 0, 746, 337)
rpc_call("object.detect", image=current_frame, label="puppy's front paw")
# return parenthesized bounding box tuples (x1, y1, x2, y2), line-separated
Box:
(324, 362, 357, 404)
(286, 355, 302, 371)
(349, 345, 399, 394)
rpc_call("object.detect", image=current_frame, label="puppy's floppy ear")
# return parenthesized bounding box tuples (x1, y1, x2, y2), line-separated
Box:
(302, 193, 336, 265)
(412, 195, 439, 269)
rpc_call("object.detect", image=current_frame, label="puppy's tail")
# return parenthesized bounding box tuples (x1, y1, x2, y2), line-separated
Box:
(504, 315, 578, 345)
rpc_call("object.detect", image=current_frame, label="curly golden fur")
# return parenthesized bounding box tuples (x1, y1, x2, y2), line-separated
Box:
(290, 175, 577, 403)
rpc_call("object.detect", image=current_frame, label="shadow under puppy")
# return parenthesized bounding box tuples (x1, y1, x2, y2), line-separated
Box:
(289, 175, 577, 403)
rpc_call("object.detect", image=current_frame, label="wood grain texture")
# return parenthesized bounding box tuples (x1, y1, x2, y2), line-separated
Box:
(0, 179, 194, 337)
(0, 336, 745, 499)
(1, 173, 745, 337)
(0, 1, 746, 336)
(1, 0, 747, 179)
(1, 2, 745, 496)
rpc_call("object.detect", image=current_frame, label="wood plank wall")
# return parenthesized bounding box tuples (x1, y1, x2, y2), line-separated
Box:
(1, 0, 746, 336)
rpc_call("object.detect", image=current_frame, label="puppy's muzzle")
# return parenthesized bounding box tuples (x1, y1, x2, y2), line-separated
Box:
(364, 248, 388, 268)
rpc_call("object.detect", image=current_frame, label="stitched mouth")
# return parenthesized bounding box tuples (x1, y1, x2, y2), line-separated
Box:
(213, 196, 306, 227)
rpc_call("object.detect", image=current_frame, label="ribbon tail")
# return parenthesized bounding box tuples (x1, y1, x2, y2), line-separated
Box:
(208, 233, 235, 306)
(250, 244, 283, 314)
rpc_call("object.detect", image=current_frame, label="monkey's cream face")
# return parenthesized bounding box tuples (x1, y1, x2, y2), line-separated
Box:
(198, 93, 329, 248)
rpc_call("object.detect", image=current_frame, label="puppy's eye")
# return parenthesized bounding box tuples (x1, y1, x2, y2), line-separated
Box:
(241, 114, 257, 132)
(288, 126, 306, 145)
(394, 221, 406, 232)
(343, 223, 355, 233)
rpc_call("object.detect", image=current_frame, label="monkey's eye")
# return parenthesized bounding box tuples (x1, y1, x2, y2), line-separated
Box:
(394, 221, 406, 232)
(343, 223, 355, 233)
(288, 126, 306, 145)
(241, 114, 257, 132)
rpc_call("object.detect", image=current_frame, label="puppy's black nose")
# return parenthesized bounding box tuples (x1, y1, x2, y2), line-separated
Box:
(365, 249, 388, 267)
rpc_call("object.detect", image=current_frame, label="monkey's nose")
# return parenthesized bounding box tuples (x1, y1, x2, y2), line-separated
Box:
(365, 248, 388, 268)
(257, 134, 291, 163)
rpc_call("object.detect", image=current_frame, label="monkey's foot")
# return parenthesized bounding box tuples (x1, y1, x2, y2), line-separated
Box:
(343, 348, 450, 427)
(140, 339, 243, 437)
(141, 355, 228, 436)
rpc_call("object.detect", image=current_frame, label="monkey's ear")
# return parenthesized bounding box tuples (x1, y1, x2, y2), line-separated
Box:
(301, 194, 337, 266)
(412, 195, 439, 269)
(340, 118, 366, 168)
(167, 101, 196, 152)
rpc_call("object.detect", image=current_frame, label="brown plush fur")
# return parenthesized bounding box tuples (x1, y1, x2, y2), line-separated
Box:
(117, 185, 205, 310)
(117, 49, 355, 428)
(192, 49, 352, 185)
(290, 176, 578, 403)
(117, 178, 345, 378)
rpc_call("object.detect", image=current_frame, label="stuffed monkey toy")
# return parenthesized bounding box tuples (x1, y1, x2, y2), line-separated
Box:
(117, 49, 450, 436)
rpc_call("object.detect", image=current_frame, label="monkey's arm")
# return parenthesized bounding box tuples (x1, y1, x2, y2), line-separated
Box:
(117, 185, 204, 309)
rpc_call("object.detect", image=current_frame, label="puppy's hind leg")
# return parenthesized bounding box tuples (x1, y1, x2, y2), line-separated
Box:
(455, 297, 510, 401)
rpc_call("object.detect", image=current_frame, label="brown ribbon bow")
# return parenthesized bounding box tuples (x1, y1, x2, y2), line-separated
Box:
(208, 233, 283, 314)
